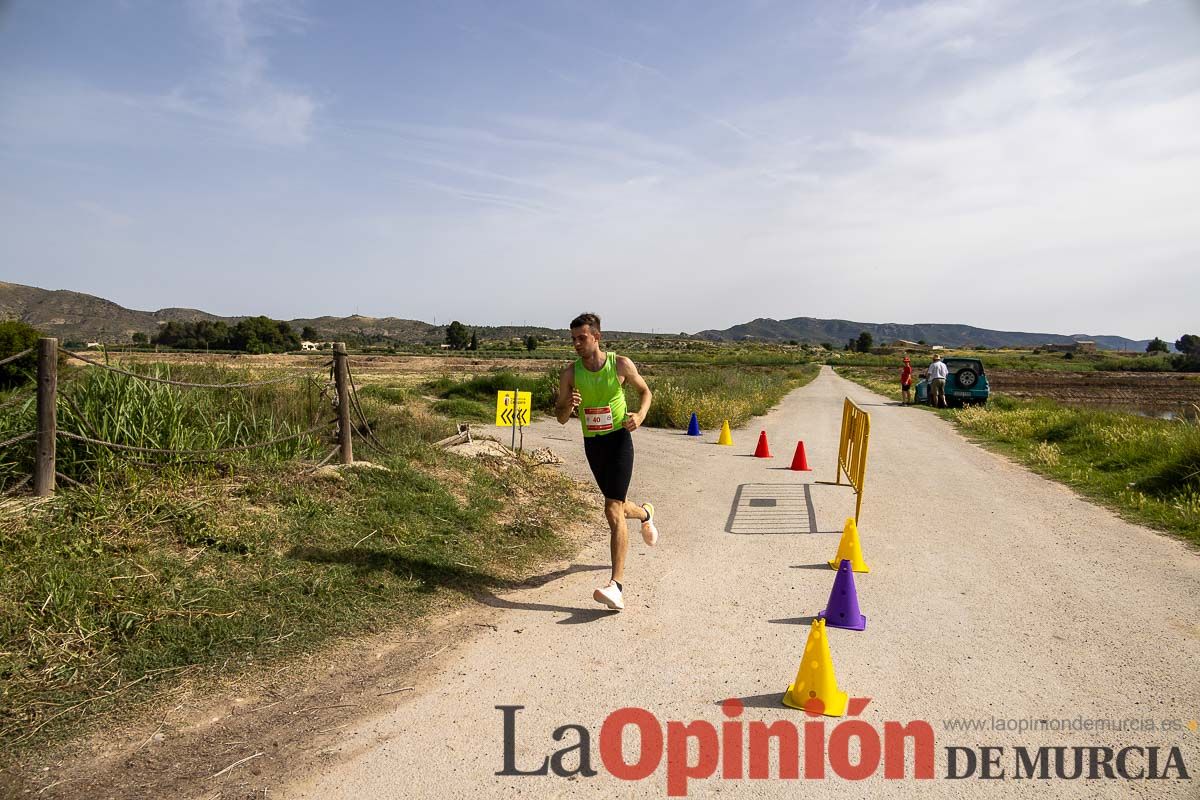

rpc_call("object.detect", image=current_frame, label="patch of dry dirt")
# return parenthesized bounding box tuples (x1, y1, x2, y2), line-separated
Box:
(988, 369, 1200, 414)
(88, 351, 561, 378)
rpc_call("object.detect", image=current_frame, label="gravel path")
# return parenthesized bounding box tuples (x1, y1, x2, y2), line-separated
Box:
(284, 366, 1199, 798)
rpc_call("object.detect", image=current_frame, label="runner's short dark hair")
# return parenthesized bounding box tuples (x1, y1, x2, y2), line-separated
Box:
(570, 313, 601, 334)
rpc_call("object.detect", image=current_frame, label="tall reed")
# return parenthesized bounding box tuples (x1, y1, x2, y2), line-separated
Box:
(0, 363, 326, 490)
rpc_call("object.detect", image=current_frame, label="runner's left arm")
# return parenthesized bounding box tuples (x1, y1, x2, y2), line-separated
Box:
(616, 356, 652, 431)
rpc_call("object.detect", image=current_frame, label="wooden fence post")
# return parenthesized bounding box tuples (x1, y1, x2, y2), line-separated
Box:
(34, 337, 57, 496)
(333, 342, 353, 465)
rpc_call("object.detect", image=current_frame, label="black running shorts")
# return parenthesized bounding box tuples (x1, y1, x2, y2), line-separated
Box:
(582, 428, 635, 502)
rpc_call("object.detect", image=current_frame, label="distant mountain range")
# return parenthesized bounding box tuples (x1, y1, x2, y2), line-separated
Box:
(695, 317, 1152, 351)
(0, 281, 442, 345)
(0, 281, 1151, 351)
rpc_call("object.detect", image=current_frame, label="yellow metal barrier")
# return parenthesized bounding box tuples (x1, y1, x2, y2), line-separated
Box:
(835, 397, 871, 523)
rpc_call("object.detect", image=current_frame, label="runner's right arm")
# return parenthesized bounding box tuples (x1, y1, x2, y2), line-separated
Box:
(555, 365, 581, 424)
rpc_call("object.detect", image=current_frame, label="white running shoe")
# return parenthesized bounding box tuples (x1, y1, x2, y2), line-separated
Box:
(593, 581, 624, 611)
(640, 502, 658, 546)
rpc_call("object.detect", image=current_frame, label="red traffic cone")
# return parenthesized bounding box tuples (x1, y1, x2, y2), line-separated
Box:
(754, 430, 772, 458)
(790, 441, 811, 471)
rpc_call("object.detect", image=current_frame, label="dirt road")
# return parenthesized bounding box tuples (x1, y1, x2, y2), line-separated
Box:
(282, 366, 1199, 798)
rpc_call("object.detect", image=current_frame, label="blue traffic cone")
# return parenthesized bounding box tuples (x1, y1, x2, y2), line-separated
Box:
(817, 559, 867, 631)
(686, 412, 702, 436)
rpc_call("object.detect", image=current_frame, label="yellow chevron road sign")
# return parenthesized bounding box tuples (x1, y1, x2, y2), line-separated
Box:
(495, 390, 532, 427)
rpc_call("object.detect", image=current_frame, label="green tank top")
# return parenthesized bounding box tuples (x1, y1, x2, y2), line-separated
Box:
(574, 351, 627, 438)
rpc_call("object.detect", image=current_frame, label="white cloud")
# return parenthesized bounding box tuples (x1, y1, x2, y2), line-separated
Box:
(313, 19, 1199, 336)
(851, 0, 1007, 57)
(3, 0, 1196, 338)
(941, 46, 1088, 126)
(235, 90, 314, 146)
(180, 0, 316, 145)
(0, 1, 316, 149)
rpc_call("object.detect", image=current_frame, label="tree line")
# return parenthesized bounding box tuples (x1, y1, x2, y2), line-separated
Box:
(1149, 335, 1200, 370)
(149, 317, 311, 353)
(444, 320, 538, 352)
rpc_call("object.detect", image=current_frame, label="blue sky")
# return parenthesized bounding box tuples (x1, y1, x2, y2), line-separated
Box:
(1, 0, 1197, 339)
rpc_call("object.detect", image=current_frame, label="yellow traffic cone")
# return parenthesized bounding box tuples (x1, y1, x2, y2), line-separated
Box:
(828, 517, 869, 573)
(782, 618, 848, 717)
(717, 419, 733, 446)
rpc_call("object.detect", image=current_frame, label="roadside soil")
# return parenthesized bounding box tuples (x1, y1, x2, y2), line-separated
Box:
(857, 363, 1200, 414)
(987, 368, 1200, 413)
(2, 516, 601, 800)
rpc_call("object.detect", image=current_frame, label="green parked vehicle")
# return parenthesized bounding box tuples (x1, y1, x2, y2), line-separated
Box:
(915, 357, 990, 406)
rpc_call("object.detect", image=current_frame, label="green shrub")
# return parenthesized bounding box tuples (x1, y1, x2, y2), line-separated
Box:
(360, 384, 411, 405)
(1094, 355, 1174, 372)
(428, 370, 558, 412)
(953, 400, 1200, 542)
(0, 320, 42, 389)
(431, 398, 492, 422)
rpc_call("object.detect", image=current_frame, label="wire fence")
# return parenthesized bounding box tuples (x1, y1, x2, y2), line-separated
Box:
(56, 421, 335, 455)
(61, 348, 328, 388)
(0, 430, 35, 450)
(0, 348, 34, 367)
(0, 339, 386, 496)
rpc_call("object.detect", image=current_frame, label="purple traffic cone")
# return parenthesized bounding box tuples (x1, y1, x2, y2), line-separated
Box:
(817, 559, 867, 631)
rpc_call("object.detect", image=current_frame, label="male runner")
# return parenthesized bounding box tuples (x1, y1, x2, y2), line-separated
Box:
(555, 312, 657, 611)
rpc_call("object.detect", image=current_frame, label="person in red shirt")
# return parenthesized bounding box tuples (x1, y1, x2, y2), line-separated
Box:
(900, 356, 913, 405)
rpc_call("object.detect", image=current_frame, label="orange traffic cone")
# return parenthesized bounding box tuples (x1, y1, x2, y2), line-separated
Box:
(782, 618, 849, 717)
(790, 441, 811, 471)
(828, 517, 869, 573)
(753, 431, 772, 458)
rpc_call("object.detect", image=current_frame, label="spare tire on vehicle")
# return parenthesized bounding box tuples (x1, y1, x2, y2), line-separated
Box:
(956, 368, 978, 388)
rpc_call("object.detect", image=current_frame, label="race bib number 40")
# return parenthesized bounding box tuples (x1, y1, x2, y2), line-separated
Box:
(584, 406, 614, 432)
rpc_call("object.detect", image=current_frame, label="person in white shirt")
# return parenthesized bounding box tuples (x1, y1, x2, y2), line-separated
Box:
(927, 355, 949, 408)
